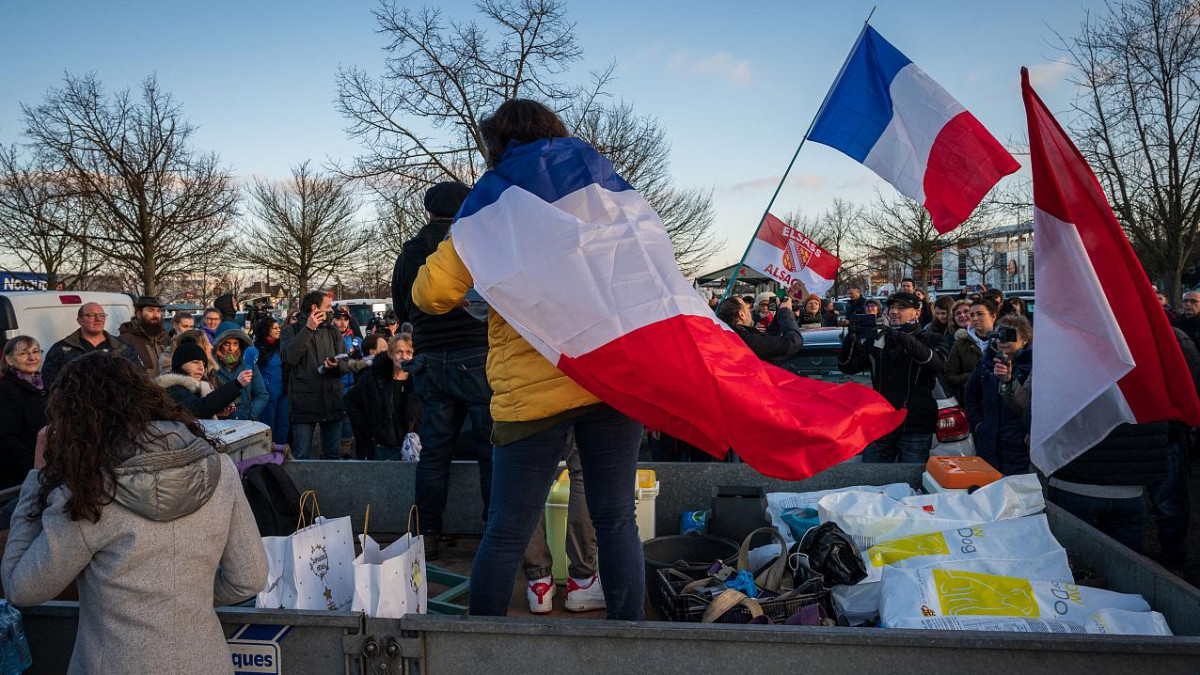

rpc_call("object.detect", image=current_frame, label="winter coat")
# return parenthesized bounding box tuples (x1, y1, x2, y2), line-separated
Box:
(117, 320, 170, 377)
(1, 421, 267, 675)
(1172, 313, 1200, 349)
(1053, 422, 1170, 487)
(337, 331, 364, 390)
(838, 322, 947, 434)
(413, 236, 599, 423)
(159, 343, 220, 389)
(0, 374, 47, 490)
(279, 315, 350, 423)
(42, 329, 142, 388)
(945, 329, 985, 399)
(345, 356, 422, 450)
(255, 338, 285, 399)
(392, 217, 489, 355)
(156, 373, 244, 420)
(730, 306, 805, 362)
(212, 329, 268, 421)
(964, 346, 1032, 475)
(797, 311, 824, 327)
(199, 324, 219, 346)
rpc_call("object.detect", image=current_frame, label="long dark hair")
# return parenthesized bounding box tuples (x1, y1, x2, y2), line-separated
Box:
(478, 99, 569, 168)
(37, 351, 214, 523)
(254, 316, 280, 368)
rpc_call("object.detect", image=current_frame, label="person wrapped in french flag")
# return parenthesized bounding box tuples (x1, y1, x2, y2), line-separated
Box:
(417, 132, 903, 480)
(809, 26, 1019, 233)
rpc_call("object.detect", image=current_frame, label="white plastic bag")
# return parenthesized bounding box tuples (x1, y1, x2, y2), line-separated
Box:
(352, 506, 427, 618)
(401, 432, 421, 462)
(818, 474, 1045, 549)
(767, 483, 917, 543)
(886, 609, 1172, 636)
(878, 567, 1150, 628)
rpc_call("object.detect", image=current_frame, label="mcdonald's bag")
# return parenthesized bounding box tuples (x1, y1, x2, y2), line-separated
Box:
(256, 491, 355, 611)
(352, 506, 427, 618)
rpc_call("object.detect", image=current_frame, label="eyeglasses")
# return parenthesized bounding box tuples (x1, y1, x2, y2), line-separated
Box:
(13, 349, 42, 358)
(954, 310, 970, 316)
(1184, 299, 1200, 304)
(81, 313, 107, 319)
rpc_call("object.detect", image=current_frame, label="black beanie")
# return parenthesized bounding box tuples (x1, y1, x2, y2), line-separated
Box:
(172, 341, 209, 374)
(424, 181, 472, 218)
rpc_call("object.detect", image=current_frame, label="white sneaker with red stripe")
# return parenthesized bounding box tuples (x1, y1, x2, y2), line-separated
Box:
(526, 576, 555, 614)
(565, 574, 605, 612)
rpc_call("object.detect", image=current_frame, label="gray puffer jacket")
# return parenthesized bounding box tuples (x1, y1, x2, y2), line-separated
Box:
(1, 421, 267, 675)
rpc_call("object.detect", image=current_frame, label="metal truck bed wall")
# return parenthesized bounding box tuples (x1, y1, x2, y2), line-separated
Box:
(18, 462, 1200, 674)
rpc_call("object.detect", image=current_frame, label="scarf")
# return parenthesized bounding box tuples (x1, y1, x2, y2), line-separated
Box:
(255, 336, 280, 368)
(15, 371, 43, 390)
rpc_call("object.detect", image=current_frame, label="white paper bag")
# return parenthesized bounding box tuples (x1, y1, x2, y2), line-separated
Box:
(352, 533, 427, 618)
(254, 491, 355, 612)
(256, 536, 291, 608)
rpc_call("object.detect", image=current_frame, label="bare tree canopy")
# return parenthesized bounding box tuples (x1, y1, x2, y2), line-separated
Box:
(22, 73, 239, 295)
(336, 0, 719, 274)
(1064, 0, 1200, 301)
(791, 198, 870, 296)
(858, 193, 991, 289)
(242, 161, 369, 296)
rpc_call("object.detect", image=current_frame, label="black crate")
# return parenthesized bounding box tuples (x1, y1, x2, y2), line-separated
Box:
(653, 566, 831, 624)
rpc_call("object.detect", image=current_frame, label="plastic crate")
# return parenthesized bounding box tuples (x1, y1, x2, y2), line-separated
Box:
(653, 566, 831, 624)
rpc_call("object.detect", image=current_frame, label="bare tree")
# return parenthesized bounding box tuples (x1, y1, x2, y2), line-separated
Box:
(242, 161, 369, 296)
(857, 193, 990, 289)
(802, 198, 870, 296)
(1062, 0, 1200, 301)
(0, 145, 96, 288)
(22, 73, 239, 295)
(337, 0, 720, 274)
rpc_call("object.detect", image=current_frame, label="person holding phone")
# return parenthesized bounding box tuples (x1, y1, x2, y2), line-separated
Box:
(963, 314, 1033, 475)
(279, 291, 351, 459)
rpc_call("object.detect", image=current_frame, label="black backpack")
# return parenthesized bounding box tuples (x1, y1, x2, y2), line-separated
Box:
(241, 463, 302, 537)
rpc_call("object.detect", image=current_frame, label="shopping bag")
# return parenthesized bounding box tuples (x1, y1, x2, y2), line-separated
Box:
(255, 490, 355, 611)
(767, 483, 918, 544)
(352, 505, 428, 618)
(886, 608, 1173, 635)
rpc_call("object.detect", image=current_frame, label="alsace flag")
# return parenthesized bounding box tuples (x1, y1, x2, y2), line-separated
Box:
(809, 26, 1019, 233)
(1021, 68, 1200, 475)
(452, 137, 904, 479)
(743, 213, 841, 297)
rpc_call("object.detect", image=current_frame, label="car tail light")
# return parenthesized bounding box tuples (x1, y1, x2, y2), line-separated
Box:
(58, 295, 82, 305)
(937, 406, 970, 443)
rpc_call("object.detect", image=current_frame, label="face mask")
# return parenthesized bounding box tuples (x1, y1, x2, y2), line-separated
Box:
(220, 352, 239, 367)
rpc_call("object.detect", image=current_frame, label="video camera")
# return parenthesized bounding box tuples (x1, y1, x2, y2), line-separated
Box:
(848, 312, 883, 334)
(984, 326, 1019, 365)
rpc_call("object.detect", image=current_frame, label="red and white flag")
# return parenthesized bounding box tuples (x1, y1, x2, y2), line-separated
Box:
(743, 213, 841, 297)
(1021, 68, 1200, 475)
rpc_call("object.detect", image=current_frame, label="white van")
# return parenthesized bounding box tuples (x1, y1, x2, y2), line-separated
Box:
(0, 291, 136, 354)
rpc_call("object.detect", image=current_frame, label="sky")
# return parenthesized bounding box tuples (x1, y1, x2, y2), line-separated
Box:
(0, 0, 1103, 272)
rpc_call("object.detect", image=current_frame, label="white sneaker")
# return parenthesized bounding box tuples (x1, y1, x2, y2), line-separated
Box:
(527, 576, 555, 614)
(565, 574, 605, 612)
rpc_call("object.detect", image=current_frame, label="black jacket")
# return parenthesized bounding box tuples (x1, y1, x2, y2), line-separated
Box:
(1053, 422, 1170, 486)
(838, 322, 948, 434)
(392, 217, 488, 355)
(42, 329, 142, 388)
(155, 373, 245, 419)
(345, 356, 421, 450)
(730, 306, 804, 361)
(279, 315, 349, 423)
(1172, 313, 1200, 348)
(0, 374, 47, 490)
(964, 346, 1032, 475)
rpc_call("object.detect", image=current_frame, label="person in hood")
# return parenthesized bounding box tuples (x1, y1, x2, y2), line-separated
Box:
(212, 293, 242, 334)
(945, 298, 997, 402)
(157, 341, 250, 419)
(119, 295, 170, 377)
(963, 315, 1033, 475)
(253, 316, 290, 447)
(0, 336, 47, 490)
(346, 333, 422, 460)
(212, 329, 268, 421)
(1, 351, 267, 674)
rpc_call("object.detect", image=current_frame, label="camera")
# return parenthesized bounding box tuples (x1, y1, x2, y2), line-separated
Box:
(849, 313, 883, 333)
(985, 327, 1019, 343)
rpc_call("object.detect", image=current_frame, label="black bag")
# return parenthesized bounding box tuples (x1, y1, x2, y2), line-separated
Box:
(796, 522, 867, 587)
(241, 463, 302, 537)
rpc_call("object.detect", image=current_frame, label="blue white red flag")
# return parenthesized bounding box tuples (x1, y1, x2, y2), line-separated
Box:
(809, 26, 1019, 234)
(451, 137, 903, 479)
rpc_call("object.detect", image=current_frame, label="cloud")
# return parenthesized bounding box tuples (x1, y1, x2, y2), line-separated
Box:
(667, 50, 753, 87)
(727, 173, 825, 192)
(1025, 58, 1072, 89)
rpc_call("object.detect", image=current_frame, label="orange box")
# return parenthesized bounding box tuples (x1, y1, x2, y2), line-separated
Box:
(925, 456, 1003, 490)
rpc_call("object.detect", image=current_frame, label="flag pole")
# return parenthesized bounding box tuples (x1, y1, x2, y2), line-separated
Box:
(719, 10, 876, 303)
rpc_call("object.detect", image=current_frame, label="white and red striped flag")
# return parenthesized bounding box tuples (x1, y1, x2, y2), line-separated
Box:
(743, 214, 841, 297)
(1021, 68, 1200, 474)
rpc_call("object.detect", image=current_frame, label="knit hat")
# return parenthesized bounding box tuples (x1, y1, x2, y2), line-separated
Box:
(424, 181, 472, 218)
(172, 341, 208, 374)
(755, 291, 774, 305)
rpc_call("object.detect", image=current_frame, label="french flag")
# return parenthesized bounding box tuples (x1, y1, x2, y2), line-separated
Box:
(1022, 68, 1200, 474)
(809, 26, 1019, 234)
(451, 137, 904, 480)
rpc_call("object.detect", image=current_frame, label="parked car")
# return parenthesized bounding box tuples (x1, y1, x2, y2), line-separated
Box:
(0, 291, 136, 355)
(775, 326, 975, 457)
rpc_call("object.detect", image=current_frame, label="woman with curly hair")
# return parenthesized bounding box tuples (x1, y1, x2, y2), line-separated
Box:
(1, 352, 266, 674)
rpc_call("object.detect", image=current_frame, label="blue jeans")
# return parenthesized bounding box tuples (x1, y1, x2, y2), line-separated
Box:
(863, 430, 933, 463)
(470, 405, 645, 619)
(409, 347, 494, 533)
(290, 421, 344, 460)
(1150, 442, 1189, 567)
(258, 390, 290, 445)
(1049, 486, 1147, 553)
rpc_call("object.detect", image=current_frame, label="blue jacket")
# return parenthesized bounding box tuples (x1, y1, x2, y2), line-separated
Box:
(964, 346, 1032, 476)
(338, 332, 363, 390)
(256, 341, 284, 399)
(212, 329, 268, 421)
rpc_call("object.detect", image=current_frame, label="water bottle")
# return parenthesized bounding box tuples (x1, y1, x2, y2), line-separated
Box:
(0, 600, 32, 672)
